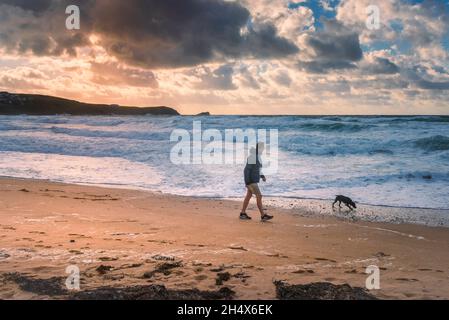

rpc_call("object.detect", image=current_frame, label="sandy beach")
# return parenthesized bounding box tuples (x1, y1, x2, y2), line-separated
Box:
(1, 177, 449, 300)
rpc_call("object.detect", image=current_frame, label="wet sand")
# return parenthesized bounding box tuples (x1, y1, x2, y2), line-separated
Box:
(1, 177, 449, 300)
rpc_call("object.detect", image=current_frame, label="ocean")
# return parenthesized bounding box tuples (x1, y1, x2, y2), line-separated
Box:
(1, 115, 449, 210)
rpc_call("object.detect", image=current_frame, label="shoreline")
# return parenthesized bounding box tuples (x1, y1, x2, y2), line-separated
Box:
(2, 175, 449, 228)
(1, 177, 449, 300)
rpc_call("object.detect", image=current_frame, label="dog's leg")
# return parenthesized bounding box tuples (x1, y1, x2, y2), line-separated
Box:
(346, 203, 353, 211)
(338, 201, 342, 208)
(332, 200, 337, 208)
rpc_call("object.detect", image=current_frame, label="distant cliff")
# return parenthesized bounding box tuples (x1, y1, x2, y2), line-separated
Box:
(0, 92, 179, 116)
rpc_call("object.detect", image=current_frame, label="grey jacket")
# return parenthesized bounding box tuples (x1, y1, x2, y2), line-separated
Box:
(244, 157, 262, 186)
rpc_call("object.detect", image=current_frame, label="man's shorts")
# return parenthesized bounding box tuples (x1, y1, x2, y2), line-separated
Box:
(246, 183, 262, 196)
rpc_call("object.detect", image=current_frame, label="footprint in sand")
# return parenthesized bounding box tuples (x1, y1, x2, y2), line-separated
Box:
(233, 272, 250, 280)
(185, 243, 206, 248)
(0, 252, 11, 260)
(228, 246, 248, 251)
(292, 269, 314, 274)
(194, 274, 207, 281)
(192, 262, 212, 267)
(194, 275, 208, 281)
(41, 189, 65, 193)
(375, 252, 390, 258)
(147, 240, 173, 244)
(29, 231, 46, 235)
(69, 234, 90, 239)
(315, 257, 337, 263)
(210, 266, 226, 272)
(117, 263, 143, 270)
(345, 269, 358, 274)
(266, 253, 289, 258)
(396, 278, 419, 282)
(99, 257, 119, 262)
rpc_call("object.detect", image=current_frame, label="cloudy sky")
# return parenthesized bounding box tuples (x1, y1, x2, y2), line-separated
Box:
(0, 0, 448, 115)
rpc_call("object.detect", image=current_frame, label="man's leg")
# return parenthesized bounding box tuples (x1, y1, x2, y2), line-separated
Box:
(241, 189, 253, 213)
(256, 194, 264, 217)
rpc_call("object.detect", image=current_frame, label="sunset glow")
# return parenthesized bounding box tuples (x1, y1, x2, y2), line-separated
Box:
(0, 0, 448, 115)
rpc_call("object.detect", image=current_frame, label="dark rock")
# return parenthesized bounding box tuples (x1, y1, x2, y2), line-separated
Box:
(274, 281, 378, 300)
(96, 265, 114, 275)
(19, 189, 30, 193)
(71, 285, 234, 300)
(3, 273, 68, 296)
(216, 272, 231, 286)
(196, 112, 211, 116)
(422, 175, 432, 180)
(2, 272, 234, 300)
(151, 254, 175, 261)
(143, 261, 182, 278)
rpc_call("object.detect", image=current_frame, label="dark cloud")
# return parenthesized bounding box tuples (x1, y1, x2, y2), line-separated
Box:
(0, 0, 91, 56)
(351, 77, 409, 91)
(307, 20, 363, 62)
(92, 0, 298, 68)
(401, 0, 449, 48)
(298, 60, 357, 74)
(299, 20, 363, 74)
(237, 66, 260, 90)
(273, 71, 292, 87)
(0, 0, 298, 69)
(416, 79, 449, 90)
(0, 0, 53, 14)
(363, 58, 400, 75)
(194, 64, 237, 90)
(307, 34, 362, 62)
(403, 66, 449, 91)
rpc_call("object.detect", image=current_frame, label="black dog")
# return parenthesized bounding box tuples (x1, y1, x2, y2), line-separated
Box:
(332, 195, 357, 211)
